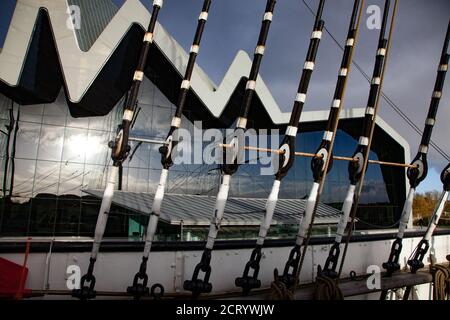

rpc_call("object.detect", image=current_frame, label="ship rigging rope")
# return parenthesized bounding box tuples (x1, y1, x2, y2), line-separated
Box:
(287, 0, 366, 295)
(337, 0, 398, 280)
(301, 0, 450, 162)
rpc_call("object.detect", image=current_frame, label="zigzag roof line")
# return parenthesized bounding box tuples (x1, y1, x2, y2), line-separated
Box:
(0, 0, 294, 122)
(0, 0, 411, 155)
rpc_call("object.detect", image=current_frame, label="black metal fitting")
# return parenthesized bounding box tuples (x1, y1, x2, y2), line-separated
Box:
(348, 147, 365, 185)
(222, 129, 245, 176)
(127, 257, 150, 299)
(159, 127, 177, 169)
(183, 249, 213, 298)
(311, 142, 333, 182)
(275, 136, 295, 180)
(72, 258, 97, 300)
(311, 155, 325, 182)
(441, 163, 450, 191)
(319, 242, 340, 279)
(382, 238, 402, 276)
(127, 257, 166, 300)
(407, 239, 429, 273)
(280, 244, 301, 288)
(150, 283, 165, 300)
(235, 246, 263, 295)
(109, 129, 131, 165)
(407, 153, 428, 188)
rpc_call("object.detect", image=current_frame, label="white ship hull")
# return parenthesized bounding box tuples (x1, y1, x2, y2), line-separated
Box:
(1, 230, 449, 300)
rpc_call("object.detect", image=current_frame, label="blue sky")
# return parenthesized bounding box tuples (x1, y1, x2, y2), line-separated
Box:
(1, 0, 449, 192)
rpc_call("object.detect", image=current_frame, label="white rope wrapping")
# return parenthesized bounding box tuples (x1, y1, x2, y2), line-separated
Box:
(332, 99, 341, 108)
(323, 131, 333, 141)
(286, 126, 298, 137)
(365, 106, 375, 115)
(295, 93, 306, 103)
(371, 77, 381, 85)
(377, 48, 386, 56)
(144, 32, 154, 43)
(180, 80, 190, 89)
(206, 175, 231, 249)
(153, 0, 163, 8)
(246, 80, 256, 91)
(91, 166, 118, 259)
(335, 184, 356, 243)
(433, 91, 442, 98)
(296, 182, 319, 245)
(143, 169, 168, 258)
(419, 145, 429, 154)
(199, 11, 208, 21)
(255, 45, 265, 55)
(424, 190, 449, 241)
(397, 188, 415, 239)
(257, 180, 281, 245)
(304, 61, 315, 70)
(426, 118, 435, 126)
(311, 30, 322, 39)
(359, 136, 369, 146)
(123, 109, 134, 121)
(190, 45, 200, 54)
(133, 71, 144, 81)
(171, 116, 181, 128)
(339, 68, 348, 76)
(237, 117, 247, 129)
(438, 64, 448, 72)
(264, 12, 273, 21)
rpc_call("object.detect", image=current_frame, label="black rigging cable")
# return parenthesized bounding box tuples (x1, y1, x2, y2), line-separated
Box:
(379, 21, 450, 300)
(276, 0, 365, 291)
(183, 0, 278, 298)
(235, 0, 328, 296)
(128, 0, 213, 300)
(72, 0, 164, 300)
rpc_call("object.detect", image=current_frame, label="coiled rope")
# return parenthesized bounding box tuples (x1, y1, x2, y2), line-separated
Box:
(430, 263, 450, 300)
(269, 270, 294, 300)
(313, 275, 343, 300)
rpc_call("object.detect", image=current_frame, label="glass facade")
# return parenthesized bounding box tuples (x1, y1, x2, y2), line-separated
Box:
(0, 78, 403, 239)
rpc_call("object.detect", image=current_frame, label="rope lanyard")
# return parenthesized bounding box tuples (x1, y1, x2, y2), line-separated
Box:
(73, 0, 164, 300)
(127, 0, 213, 300)
(183, 0, 277, 299)
(235, 0, 327, 296)
(275, 0, 365, 290)
(381, 21, 449, 279)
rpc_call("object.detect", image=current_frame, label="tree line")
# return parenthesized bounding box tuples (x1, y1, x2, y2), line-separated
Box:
(413, 191, 450, 227)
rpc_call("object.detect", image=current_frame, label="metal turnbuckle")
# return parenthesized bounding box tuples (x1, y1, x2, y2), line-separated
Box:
(319, 242, 340, 279)
(407, 239, 429, 273)
(72, 258, 97, 300)
(280, 245, 301, 288)
(235, 246, 262, 295)
(127, 258, 150, 299)
(382, 238, 402, 276)
(183, 249, 212, 298)
(127, 257, 165, 300)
